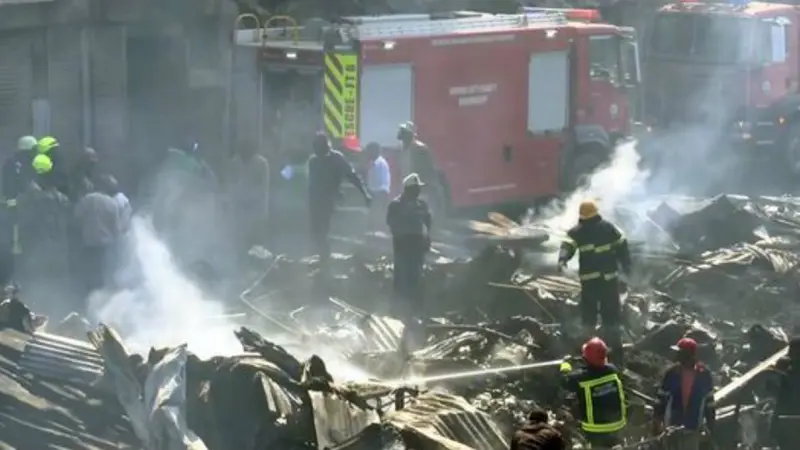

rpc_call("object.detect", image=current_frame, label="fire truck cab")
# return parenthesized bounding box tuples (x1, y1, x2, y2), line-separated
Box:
(645, 0, 800, 175)
(234, 9, 640, 209)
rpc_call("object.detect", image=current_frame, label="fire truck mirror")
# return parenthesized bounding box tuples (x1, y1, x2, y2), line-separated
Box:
(502, 145, 513, 162)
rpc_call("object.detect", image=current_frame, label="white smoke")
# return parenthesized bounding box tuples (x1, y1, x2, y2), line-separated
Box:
(88, 218, 241, 359)
(528, 140, 650, 264)
(88, 217, 372, 381)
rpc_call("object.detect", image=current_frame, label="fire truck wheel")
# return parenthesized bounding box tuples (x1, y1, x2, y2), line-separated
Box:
(786, 122, 800, 176)
(565, 146, 609, 191)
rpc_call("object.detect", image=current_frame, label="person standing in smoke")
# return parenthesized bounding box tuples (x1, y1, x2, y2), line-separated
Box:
(17, 154, 72, 315)
(69, 147, 101, 201)
(386, 173, 431, 353)
(0, 136, 38, 285)
(73, 174, 123, 295)
(226, 142, 270, 257)
(558, 200, 631, 366)
(307, 132, 371, 266)
(365, 142, 391, 231)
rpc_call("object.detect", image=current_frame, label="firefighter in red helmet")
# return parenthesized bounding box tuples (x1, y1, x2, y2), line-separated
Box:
(560, 337, 627, 448)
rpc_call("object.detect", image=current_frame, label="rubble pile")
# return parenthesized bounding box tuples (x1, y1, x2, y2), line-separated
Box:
(5, 194, 800, 449)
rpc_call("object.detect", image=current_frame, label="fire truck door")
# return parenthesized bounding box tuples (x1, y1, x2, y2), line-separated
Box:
(586, 35, 628, 134)
(518, 47, 570, 198)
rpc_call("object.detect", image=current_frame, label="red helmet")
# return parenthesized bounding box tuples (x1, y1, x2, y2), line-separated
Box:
(582, 337, 609, 366)
(677, 337, 698, 353)
(342, 135, 361, 152)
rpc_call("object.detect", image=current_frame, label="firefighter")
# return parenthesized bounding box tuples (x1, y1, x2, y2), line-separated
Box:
(653, 337, 715, 450)
(386, 173, 431, 308)
(37, 136, 68, 195)
(510, 409, 567, 450)
(558, 200, 631, 364)
(768, 337, 800, 449)
(308, 132, 371, 266)
(17, 154, 71, 313)
(397, 121, 435, 183)
(560, 337, 627, 448)
(0, 136, 37, 284)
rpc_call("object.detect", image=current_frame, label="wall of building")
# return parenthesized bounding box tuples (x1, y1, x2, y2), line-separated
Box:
(0, 0, 236, 184)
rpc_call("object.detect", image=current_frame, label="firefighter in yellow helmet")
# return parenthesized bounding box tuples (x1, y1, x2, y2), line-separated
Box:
(558, 200, 631, 365)
(36, 136, 68, 195)
(16, 154, 71, 300)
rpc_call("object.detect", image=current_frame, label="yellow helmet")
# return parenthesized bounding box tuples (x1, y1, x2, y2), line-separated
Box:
(32, 154, 53, 174)
(37, 136, 59, 154)
(579, 200, 599, 220)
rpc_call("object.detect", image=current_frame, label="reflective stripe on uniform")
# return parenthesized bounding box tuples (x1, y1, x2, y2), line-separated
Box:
(578, 373, 627, 434)
(577, 236, 626, 254)
(579, 271, 618, 281)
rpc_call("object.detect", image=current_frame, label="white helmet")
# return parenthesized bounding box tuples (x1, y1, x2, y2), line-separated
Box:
(17, 135, 37, 151)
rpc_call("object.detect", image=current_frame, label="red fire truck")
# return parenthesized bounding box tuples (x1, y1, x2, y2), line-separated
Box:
(644, 0, 800, 175)
(233, 9, 640, 210)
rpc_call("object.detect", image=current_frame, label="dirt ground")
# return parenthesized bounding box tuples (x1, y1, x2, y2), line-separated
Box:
(0, 329, 137, 450)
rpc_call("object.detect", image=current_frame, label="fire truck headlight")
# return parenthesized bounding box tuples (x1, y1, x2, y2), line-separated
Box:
(779, 116, 786, 125)
(383, 41, 396, 50)
(285, 51, 298, 60)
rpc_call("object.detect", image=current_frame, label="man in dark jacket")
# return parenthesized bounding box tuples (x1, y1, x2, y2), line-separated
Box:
(558, 200, 631, 364)
(769, 337, 800, 449)
(308, 132, 370, 265)
(561, 337, 627, 448)
(654, 337, 715, 450)
(510, 409, 567, 450)
(0, 136, 37, 284)
(386, 173, 431, 309)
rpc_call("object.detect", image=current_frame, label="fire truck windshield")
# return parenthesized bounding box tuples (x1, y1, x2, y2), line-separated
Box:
(650, 13, 754, 63)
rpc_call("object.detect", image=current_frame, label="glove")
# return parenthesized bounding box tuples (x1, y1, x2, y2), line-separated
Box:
(559, 361, 573, 374)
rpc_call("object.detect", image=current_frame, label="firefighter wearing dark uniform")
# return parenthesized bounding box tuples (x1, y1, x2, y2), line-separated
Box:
(558, 200, 631, 363)
(560, 337, 627, 448)
(307, 132, 371, 266)
(0, 136, 37, 284)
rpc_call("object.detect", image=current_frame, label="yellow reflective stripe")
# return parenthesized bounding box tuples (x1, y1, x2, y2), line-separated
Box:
(323, 52, 359, 138)
(578, 373, 627, 434)
(579, 244, 594, 252)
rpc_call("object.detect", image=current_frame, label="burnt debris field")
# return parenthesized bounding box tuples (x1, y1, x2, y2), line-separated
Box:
(2, 194, 800, 449)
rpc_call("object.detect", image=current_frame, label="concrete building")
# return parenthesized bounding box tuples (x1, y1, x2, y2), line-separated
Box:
(0, 0, 237, 188)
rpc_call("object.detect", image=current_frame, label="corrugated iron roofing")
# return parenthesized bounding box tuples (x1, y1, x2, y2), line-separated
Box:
(387, 391, 510, 450)
(19, 332, 104, 386)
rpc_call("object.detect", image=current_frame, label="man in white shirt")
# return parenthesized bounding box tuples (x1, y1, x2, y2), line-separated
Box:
(365, 142, 391, 230)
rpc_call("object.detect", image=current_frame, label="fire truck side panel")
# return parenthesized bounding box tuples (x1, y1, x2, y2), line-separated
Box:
(361, 29, 571, 207)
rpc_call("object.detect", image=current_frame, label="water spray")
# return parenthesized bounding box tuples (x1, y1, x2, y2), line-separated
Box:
(383, 358, 565, 386)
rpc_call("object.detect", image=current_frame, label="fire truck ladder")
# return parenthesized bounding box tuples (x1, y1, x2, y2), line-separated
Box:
(345, 11, 568, 40)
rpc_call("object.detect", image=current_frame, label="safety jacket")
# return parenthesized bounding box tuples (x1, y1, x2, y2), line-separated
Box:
(655, 363, 715, 431)
(559, 215, 631, 282)
(563, 362, 627, 434)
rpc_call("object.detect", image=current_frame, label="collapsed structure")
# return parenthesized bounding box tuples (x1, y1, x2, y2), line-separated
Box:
(1, 193, 799, 449)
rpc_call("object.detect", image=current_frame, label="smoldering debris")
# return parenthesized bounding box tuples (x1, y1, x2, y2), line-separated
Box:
(6, 195, 800, 448)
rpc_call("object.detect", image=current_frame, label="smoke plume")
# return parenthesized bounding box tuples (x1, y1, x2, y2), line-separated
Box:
(88, 218, 241, 359)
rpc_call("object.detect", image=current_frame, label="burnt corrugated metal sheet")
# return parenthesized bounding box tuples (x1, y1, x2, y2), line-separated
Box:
(310, 390, 381, 449)
(19, 332, 104, 386)
(361, 314, 405, 353)
(387, 392, 509, 450)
